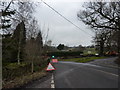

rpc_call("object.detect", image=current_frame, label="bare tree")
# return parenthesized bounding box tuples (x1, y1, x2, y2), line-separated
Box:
(77, 2, 120, 30)
(0, 0, 37, 34)
(25, 38, 36, 73)
(1, 0, 38, 64)
(25, 18, 43, 73)
(77, 2, 120, 56)
(0, 0, 15, 34)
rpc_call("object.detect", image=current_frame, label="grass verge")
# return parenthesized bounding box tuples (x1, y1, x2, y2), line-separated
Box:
(59, 57, 106, 63)
(2, 70, 47, 89)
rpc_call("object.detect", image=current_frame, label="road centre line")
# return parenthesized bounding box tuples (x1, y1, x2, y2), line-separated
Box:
(51, 73, 55, 88)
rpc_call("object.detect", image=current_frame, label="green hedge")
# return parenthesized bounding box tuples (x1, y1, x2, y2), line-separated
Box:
(47, 51, 83, 57)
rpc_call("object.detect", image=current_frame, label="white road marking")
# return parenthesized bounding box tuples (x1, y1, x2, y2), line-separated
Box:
(51, 84, 55, 88)
(51, 73, 55, 88)
(51, 74, 54, 79)
(51, 80, 54, 83)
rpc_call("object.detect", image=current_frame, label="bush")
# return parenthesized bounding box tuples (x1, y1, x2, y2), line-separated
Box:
(3, 59, 48, 82)
(2, 63, 31, 81)
(47, 51, 83, 57)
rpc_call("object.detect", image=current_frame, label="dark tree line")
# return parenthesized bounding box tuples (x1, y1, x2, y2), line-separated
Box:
(2, 21, 26, 63)
(57, 44, 64, 50)
(77, 2, 120, 63)
(1, 0, 46, 74)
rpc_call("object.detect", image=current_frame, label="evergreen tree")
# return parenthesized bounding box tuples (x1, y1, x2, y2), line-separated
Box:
(36, 31, 43, 58)
(57, 44, 64, 50)
(36, 31, 43, 48)
(12, 21, 26, 64)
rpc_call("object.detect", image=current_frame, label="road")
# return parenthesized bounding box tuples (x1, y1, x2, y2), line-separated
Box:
(88, 57, 119, 69)
(22, 73, 52, 88)
(53, 60, 119, 88)
(21, 57, 119, 88)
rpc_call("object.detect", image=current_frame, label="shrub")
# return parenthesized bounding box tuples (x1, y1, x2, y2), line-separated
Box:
(47, 51, 83, 57)
(2, 63, 31, 81)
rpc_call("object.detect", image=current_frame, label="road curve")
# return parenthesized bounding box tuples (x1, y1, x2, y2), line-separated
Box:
(53, 61, 118, 88)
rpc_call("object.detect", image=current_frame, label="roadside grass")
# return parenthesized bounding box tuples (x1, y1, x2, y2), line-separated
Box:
(2, 70, 47, 89)
(58, 57, 106, 63)
(5, 62, 27, 69)
(2, 61, 48, 89)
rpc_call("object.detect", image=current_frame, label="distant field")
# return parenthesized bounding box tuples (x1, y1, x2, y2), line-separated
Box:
(58, 57, 106, 63)
(83, 48, 97, 55)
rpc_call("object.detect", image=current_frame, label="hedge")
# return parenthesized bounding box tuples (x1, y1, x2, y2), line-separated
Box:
(2, 60, 48, 81)
(47, 51, 83, 57)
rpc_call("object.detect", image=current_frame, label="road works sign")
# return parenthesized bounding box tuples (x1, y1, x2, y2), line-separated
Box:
(46, 63, 55, 71)
(52, 59, 58, 63)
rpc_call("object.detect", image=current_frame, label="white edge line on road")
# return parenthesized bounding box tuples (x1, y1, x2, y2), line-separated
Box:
(105, 65, 120, 69)
(51, 73, 55, 88)
(91, 68, 118, 77)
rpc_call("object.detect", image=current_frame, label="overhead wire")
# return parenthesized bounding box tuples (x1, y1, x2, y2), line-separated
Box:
(41, 0, 93, 37)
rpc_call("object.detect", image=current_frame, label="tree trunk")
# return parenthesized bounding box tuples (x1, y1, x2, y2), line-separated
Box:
(31, 61, 34, 73)
(117, 30, 120, 64)
(99, 38, 104, 56)
(17, 40, 21, 65)
(117, 30, 120, 53)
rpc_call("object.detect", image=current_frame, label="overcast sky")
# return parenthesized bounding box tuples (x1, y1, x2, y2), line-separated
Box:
(34, 1, 95, 47)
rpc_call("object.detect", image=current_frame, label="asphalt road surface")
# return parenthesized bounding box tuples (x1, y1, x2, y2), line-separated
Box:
(22, 73, 52, 88)
(88, 57, 119, 69)
(53, 60, 119, 88)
